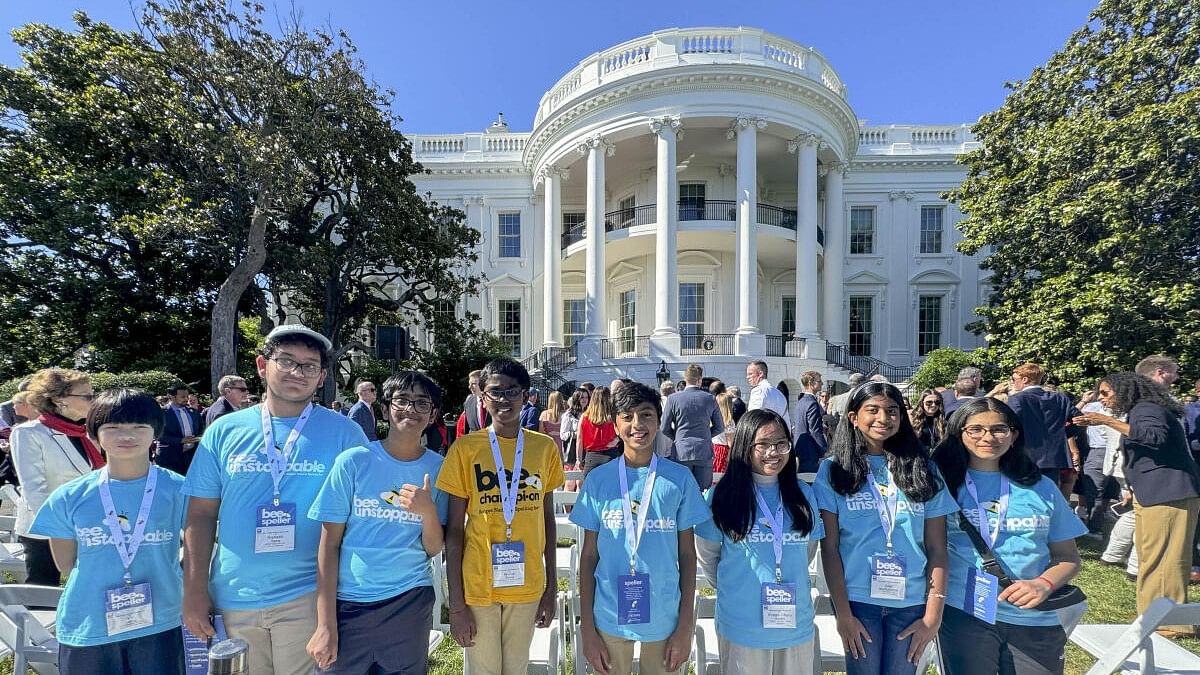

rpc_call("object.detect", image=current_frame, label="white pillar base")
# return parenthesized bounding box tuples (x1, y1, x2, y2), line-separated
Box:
(649, 333, 681, 359)
(575, 336, 603, 368)
(735, 331, 766, 358)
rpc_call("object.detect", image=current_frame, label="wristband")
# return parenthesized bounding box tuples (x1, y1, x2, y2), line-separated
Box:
(1035, 575, 1056, 591)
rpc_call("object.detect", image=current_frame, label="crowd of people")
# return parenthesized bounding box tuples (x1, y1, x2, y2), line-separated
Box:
(0, 322, 1196, 675)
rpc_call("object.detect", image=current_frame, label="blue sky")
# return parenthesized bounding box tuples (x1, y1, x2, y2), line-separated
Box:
(1, 1, 1100, 133)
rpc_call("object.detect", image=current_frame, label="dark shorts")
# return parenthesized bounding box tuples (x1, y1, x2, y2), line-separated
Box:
(938, 605, 1067, 675)
(582, 448, 621, 476)
(318, 584, 434, 675)
(59, 626, 184, 675)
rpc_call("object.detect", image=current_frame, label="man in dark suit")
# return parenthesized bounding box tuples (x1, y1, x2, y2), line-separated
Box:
(727, 385, 747, 423)
(660, 363, 724, 489)
(205, 374, 249, 426)
(792, 370, 827, 473)
(455, 369, 490, 437)
(1007, 362, 1078, 491)
(942, 367, 984, 416)
(348, 380, 378, 442)
(158, 383, 204, 475)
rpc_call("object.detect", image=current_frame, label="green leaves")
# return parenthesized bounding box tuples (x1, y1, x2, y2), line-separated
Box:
(952, 0, 1200, 390)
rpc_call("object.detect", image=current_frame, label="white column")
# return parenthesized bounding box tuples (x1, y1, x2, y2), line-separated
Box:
(789, 133, 820, 338)
(731, 115, 765, 336)
(822, 161, 847, 344)
(540, 167, 564, 346)
(580, 135, 613, 339)
(651, 116, 681, 337)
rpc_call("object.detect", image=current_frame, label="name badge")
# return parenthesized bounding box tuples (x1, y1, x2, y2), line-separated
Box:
(104, 582, 154, 636)
(617, 573, 651, 625)
(967, 568, 999, 624)
(491, 541, 525, 588)
(254, 503, 296, 554)
(761, 581, 797, 629)
(869, 553, 907, 601)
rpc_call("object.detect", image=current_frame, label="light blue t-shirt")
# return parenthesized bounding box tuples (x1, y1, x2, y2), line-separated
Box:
(308, 442, 449, 602)
(181, 404, 369, 610)
(570, 456, 712, 641)
(946, 470, 1086, 626)
(30, 467, 187, 647)
(695, 479, 825, 649)
(814, 454, 959, 607)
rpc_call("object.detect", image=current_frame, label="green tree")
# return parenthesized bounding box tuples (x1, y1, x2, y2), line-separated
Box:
(950, 0, 1200, 389)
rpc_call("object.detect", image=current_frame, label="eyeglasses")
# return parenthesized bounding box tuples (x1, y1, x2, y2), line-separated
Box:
(269, 356, 323, 378)
(483, 386, 525, 401)
(389, 397, 433, 414)
(63, 393, 96, 401)
(963, 425, 1013, 439)
(922, 400, 942, 407)
(228, 386, 249, 392)
(752, 440, 791, 457)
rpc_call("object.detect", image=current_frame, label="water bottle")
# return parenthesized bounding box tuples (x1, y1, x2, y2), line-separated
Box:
(207, 638, 249, 675)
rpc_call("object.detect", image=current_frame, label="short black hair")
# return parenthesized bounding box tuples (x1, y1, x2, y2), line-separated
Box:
(480, 357, 531, 390)
(380, 370, 443, 412)
(167, 384, 190, 396)
(612, 381, 662, 420)
(86, 388, 165, 439)
(261, 333, 331, 368)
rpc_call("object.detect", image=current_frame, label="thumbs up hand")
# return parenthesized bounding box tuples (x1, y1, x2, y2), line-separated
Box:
(398, 473, 436, 519)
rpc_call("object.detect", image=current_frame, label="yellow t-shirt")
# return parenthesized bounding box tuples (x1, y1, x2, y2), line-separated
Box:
(437, 428, 565, 605)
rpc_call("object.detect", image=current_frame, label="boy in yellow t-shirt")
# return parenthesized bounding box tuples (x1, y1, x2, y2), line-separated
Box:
(437, 357, 565, 675)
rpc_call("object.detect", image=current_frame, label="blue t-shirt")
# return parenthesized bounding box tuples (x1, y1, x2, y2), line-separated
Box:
(813, 454, 959, 607)
(570, 456, 712, 641)
(308, 443, 449, 602)
(695, 479, 825, 649)
(946, 470, 1086, 626)
(30, 467, 187, 647)
(181, 404, 369, 610)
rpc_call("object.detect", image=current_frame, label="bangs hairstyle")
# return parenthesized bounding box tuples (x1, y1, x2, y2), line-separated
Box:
(260, 334, 331, 368)
(931, 397, 1039, 494)
(480, 357, 531, 390)
(380, 370, 443, 412)
(86, 388, 165, 439)
(612, 381, 662, 419)
(827, 381, 942, 501)
(711, 409, 814, 539)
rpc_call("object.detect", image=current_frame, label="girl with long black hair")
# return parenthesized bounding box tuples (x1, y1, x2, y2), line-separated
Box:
(932, 397, 1085, 675)
(696, 409, 823, 674)
(813, 382, 957, 675)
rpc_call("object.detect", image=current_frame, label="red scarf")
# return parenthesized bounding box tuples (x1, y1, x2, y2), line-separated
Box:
(38, 414, 106, 469)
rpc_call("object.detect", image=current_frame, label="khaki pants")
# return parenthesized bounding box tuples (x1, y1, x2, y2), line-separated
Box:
(1134, 496, 1200, 633)
(220, 591, 318, 675)
(598, 629, 682, 675)
(717, 636, 815, 675)
(465, 600, 539, 675)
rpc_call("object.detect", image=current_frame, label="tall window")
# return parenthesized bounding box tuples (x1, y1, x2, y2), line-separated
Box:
(619, 290, 637, 354)
(679, 283, 705, 349)
(562, 299, 585, 346)
(431, 300, 456, 334)
(498, 212, 521, 258)
(849, 207, 875, 255)
(618, 195, 636, 228)
(920, 206, 944, 254)
(781, 296, 796, 337)
(848, 295, 873, 356)
(498, 299, 521, 356)
(679, 183, 706, 220)
(917, 295, 943, 356)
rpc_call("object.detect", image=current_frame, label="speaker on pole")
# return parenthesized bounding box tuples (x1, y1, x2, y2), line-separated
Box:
(374, 325, 410, 361)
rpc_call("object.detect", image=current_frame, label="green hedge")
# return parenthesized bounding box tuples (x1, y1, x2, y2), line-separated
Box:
(908, 348, 999, 399)
(0, 370, 183, 401)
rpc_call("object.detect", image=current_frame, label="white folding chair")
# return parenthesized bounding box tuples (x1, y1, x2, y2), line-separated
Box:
(0, 584, 62, 675)
(1073, 597, 1200, 674)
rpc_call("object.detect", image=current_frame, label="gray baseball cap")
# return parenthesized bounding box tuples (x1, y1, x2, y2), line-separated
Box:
(266, 324, 332, 352)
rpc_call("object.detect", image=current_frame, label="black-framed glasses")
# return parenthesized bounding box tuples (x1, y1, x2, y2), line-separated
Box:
(963, 425, 1013, 439)
(269, 356, 323, 378)
(922, 399, 942, 407)
(389, 397, 434, 414)
(483, 386, 525, 402)
(63, 393, 96, 401)
(752, 440, 791, 456)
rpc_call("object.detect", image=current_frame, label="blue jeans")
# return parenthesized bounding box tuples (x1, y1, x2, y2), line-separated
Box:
(844, 600, 925, 675)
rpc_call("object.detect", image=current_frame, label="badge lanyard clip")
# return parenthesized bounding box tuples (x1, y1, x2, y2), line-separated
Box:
(618, 454, 659, 576)
(965, 474, 1010, 550)
(866, 463, 900, 556)
(260, 402, 314, 506)
(753, 487, 786, 583)
(98, 466, 160, 586)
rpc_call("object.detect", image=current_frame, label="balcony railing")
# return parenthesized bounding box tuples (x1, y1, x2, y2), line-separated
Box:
(601, 335, 649, 359)
(680, 333, 735, 356)
(560, 201, 824, 250)
(765, 335, 807, 358)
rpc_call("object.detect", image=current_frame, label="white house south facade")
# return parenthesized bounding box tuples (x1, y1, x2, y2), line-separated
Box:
(408, 27, 986, 390)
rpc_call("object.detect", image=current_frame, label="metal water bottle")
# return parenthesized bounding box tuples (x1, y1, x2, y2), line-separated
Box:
(207, 638, 249, 675)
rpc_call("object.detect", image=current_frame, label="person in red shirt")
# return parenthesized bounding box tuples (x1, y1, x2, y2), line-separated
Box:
(578, 386, 619, 475)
